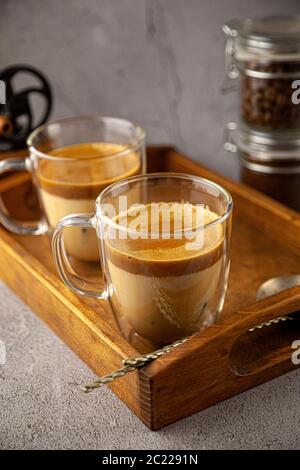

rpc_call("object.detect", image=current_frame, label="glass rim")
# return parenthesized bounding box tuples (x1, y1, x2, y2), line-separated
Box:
(95, 172, 233, 237)
(27, 115, 145, 162)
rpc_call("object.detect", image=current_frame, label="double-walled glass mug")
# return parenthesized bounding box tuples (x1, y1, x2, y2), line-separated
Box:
(53, 173, 233, 347)
(0, 116, 146, 262)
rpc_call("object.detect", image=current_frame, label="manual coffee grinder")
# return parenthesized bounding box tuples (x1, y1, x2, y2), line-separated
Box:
(0, 64, 52, 160)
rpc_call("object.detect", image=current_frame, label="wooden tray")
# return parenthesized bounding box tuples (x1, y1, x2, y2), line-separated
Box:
(0, 148, 27, 161)
(0, 146, 300, 430)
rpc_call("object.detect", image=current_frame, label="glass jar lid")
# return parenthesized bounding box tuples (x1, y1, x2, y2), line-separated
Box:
(224, 16, 300, 60)
(225, 121, 300, 161)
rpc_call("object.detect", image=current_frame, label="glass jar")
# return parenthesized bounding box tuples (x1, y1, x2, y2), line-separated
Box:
(223, 17, 300, 129)
(224, 122, 300, 212)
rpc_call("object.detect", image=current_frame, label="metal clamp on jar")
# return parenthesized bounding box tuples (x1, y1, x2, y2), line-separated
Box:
(223, 17, 300, 129)
(225, 122, 300, 212)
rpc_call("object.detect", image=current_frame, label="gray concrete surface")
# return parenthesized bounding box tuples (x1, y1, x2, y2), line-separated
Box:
(1, 0, 299, 180)
(1, 0, 300, 450)
(1, 281, 300, 450)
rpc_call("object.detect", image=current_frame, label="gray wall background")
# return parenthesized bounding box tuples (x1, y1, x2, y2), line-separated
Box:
(1, 0, 299, 179)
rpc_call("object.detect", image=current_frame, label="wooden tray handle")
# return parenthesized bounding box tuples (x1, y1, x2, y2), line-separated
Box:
(227, 286, 300, 376)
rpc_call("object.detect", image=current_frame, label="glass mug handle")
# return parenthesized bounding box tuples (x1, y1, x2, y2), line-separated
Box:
(52, 213, 107, 299)
(0, 157, 48, 235)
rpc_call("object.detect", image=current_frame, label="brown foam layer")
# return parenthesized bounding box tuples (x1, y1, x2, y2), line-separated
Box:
(107, 203, 224, 277)
(35, 142, 141, 199)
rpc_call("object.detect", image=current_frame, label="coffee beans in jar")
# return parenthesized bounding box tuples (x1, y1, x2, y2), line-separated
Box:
(224, 122, 300, 212)
(223, 17, 300, 130)
(241, 61, 300, 128)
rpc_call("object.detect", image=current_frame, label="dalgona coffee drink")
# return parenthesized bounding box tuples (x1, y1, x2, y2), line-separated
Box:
(52, 174, 232, 347)
(36, 142, 142, 261)
(0, 117, 145, 261)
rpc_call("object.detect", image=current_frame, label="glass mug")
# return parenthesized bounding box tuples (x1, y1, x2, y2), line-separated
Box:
(0, 116, 146, 262)
(53, 173, 233, 346)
